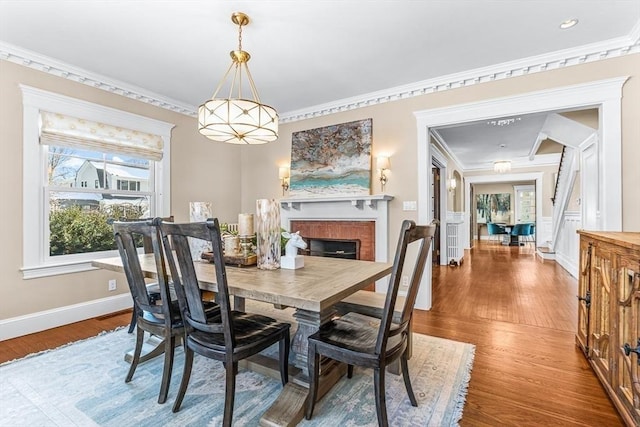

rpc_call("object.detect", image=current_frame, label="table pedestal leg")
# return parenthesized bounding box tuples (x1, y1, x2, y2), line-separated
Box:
(260, 306, 344, 427)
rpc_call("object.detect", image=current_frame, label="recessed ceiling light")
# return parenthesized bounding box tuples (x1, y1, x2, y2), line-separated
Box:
(560, 19, 579, 29)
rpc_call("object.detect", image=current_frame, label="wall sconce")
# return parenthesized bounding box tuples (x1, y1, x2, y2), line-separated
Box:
(376, 156, 390, 191)
(448, 178, 457, 193)
(278, 166, 290, 195)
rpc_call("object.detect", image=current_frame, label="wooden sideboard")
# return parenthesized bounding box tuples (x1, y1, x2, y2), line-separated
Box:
(577, 231, 640, 426)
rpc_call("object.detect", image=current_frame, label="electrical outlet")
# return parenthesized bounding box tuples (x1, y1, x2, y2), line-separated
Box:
(401, 276, 409, 287)
(402, 201, 417, 211)
(108, 279, 117, 291)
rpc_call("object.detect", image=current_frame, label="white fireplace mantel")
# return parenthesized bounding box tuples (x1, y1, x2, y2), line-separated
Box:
(280, 194, 394, 293)
(280, 194, 393, 211)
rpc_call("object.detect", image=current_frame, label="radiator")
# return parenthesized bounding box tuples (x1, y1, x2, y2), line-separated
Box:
(446, 222, 464, 266)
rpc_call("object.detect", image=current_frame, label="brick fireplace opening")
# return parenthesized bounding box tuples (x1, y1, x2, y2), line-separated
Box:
(290, 220, 375, 290)
(280, 195, 392, 293)
(290, 220, 375, 261)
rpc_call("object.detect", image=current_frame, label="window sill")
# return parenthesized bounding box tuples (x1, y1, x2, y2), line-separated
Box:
(22, 259, 101, 279)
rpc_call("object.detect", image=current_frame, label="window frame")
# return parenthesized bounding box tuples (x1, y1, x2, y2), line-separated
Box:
(21, 85, 173, 279)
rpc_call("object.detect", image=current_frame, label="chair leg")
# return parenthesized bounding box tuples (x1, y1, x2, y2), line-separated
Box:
(374, 367, 389, 427)
(222, 361, 237, 427)
(401, 352, 417, 407)
(125, 326, 144, 382)
(172, 345, 194, 413)
(347, 364, 354, 378)
(127, 304, 138, 333)
(158, 335, 175, 404)
(305, 343, 320, 420)
(279, 333, 290, 386)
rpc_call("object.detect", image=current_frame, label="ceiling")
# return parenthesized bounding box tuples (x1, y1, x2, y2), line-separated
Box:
(1, 1, 638, 169)
(434, 113, 561, 171)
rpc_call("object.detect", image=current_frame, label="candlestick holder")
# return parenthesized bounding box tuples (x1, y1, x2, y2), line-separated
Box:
(238, 234, 255, 258)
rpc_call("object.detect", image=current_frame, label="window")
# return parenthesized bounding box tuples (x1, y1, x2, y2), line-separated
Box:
(21, 86, 173, 278)
(116, 179, 141, 191)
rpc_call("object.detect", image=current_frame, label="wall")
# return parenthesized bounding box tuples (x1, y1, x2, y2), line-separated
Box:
(2, 52, 639, 333)
(0, 60, 243, 322)
(241, 54, 639, 270)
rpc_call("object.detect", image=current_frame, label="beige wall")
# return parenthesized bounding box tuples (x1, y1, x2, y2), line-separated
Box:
(0, 60, 243, 320)
(2, 53, 639, 326)
(242, 54, 640, 266)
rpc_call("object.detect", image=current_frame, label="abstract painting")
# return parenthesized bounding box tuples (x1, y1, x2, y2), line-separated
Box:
(476, 193, 511, 223)
(289, 119, 372, 197)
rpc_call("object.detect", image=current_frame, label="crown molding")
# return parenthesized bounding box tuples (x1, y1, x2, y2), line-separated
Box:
(2, 20, 638, 122)
(280, 25, 640, 123)
(0, 41, 196, 116)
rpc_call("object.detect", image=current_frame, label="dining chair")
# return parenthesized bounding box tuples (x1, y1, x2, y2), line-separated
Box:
(305, 220, 436, 427)
(158, 218, 291, 427)
(511, 223, 532, 246)
(487, 222, 507, 244)
(114, 215, 174, 333)
(112, 219, 197, 404)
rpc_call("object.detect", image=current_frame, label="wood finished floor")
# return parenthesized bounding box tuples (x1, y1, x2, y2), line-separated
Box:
(0, 241, 623, 426)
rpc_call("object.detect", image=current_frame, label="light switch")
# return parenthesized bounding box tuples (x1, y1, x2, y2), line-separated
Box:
(403, 201, 417, 211)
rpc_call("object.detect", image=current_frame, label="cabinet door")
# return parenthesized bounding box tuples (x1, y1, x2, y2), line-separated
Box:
(576, 239, 592, 354)
(589, 245, 613, 382)
(616, 258, 640, 424)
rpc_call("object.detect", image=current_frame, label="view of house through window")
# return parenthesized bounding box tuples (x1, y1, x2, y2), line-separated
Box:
(47, 145, 152, 256)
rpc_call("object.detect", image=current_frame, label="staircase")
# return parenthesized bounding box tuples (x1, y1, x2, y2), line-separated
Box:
(535, 114, 596, 263)
(548, 146, 578, 252)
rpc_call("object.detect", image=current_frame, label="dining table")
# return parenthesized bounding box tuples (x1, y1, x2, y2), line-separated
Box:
(92, 254, 392, 426)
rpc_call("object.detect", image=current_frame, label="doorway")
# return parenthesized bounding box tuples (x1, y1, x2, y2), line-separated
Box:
(413, 77, 625, 311)
(431, 166, 441, 265)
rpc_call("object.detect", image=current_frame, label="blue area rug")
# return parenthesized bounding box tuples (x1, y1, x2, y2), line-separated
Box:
(1, 328, 474, 426)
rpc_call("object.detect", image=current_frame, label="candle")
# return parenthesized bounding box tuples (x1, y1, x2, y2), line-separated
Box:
(238, 213, 254, 236)
(224, 236, 239, 255)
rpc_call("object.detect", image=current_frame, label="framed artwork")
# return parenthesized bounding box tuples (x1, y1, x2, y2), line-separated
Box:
(289, 119, 372, 197)
(476, 193, 511, 223)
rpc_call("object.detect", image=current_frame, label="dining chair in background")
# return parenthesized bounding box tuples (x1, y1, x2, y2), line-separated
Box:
(112, 219, 190, 404)
(305, 220, 436, 427)
(487, 222, 507, 244)
(159, 218, 291, 427)
(511, 223, 533, 246)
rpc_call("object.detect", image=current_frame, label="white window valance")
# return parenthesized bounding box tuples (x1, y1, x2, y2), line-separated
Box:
(39, 111, 164, 160)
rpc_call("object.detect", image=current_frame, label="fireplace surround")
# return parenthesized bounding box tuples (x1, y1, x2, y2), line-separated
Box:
(280, 195, 393, 292)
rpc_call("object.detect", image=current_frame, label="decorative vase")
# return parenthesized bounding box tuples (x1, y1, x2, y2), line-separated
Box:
(255, 199, 281, 270)
(189, 202, 214, 260)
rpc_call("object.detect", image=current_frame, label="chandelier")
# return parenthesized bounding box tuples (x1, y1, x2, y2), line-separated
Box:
(494, 160, 511, 173)
(198, 12, 278, 144)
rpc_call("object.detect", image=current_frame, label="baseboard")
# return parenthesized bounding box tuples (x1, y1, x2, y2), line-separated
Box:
(536, 246, 556, 261)
(0, 293, 133, 341)
(555, 251, 579, 279)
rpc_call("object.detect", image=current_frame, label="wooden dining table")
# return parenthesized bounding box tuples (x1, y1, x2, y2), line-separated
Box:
(92, 254, 392, 426)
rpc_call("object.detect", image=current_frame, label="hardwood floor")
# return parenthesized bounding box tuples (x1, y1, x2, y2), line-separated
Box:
(0, 241, 623, 425)
(416, 241, 622, 426)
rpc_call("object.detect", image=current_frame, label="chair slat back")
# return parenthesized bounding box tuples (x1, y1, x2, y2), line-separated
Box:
(376, 220, 436, 354)
(112, 220, 173, 320)
(117, 216, 174, 253)
(159, 219, 234, 344)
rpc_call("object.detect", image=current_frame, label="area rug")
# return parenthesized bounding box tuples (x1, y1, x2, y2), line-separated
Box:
(0, 328, 474, 426)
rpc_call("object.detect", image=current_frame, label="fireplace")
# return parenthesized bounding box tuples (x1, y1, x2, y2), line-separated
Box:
(280, 195, 392, 292)
(306, 238, 359, 259)
(290, 220, 374, 261)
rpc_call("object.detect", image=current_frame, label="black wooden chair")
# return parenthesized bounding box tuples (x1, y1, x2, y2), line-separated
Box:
(114, 215, 174, 333)
(305, 220, 436, 426)
(113, 219, 189, 404)
(159, 218, 291, 427)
